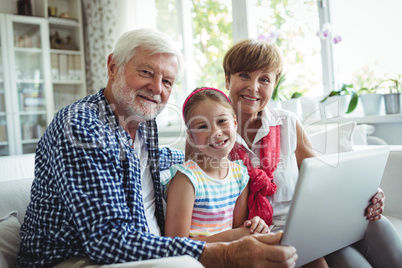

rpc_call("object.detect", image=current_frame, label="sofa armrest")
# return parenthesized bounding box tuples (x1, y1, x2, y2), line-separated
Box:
(0, 178, 33, 224)
(0, 154, 35, 182)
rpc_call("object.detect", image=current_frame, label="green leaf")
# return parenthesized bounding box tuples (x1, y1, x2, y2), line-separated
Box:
(321, 90, 340, 102)
(329, 90, 340, 97)
(358, 87, 369, 95)
(272, 73, 286, 101)
(340, 83, 353, 96)
(291, 92, 303, 99)
(344, 83, 353, 88)
(346, 90, 358, 113)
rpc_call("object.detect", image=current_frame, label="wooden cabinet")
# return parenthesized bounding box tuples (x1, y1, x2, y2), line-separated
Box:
(0, 0, 86, 155)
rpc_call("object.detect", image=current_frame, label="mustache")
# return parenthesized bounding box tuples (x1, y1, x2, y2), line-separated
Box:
(136, 89, 162, 104)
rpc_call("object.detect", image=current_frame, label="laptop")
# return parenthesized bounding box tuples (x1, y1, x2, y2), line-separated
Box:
(279, 146, 390, 267)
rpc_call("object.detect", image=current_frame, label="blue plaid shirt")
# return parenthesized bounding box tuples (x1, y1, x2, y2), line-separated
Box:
(16, 89, 205, 267)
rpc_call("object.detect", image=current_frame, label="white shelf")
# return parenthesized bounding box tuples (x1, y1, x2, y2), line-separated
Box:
(318, 114, 402, 124)
(51, 49, 81, 55)
(21, 138, 40, 144)
(17, 79, 44, 84)
(18, 110, 47, 115)
(53, 80, 84, 85)
(48, 17, 79, 27)
(14, 47, 42, 53)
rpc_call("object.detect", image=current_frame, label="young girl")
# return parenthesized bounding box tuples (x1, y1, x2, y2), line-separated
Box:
(162, 87, 269, 242)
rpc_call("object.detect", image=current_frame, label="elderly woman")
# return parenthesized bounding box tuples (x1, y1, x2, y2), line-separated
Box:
(224, 38, 402, 267)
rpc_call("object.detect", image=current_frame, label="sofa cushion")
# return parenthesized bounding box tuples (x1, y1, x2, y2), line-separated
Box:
(0, 211, 21, 268)
(305, 121, 356, 156)
(386, 215, 402, 240)
(0, 178, 33, 224)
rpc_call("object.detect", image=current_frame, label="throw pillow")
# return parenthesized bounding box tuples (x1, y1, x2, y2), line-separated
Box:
(0, 211, 21, 268)
(306, 121, 356, 156)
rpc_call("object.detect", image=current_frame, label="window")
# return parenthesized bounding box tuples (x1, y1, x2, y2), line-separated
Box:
(155, 0, 234, 127)
(155, 0, 326, 99)
(190, 0, 233, 90)
(155, 0, 324, 127)
(254, 0, 323, 98)
(148, 0, 402, 127)
(155, 0, 185, 127)
(330, 0, 402, 92)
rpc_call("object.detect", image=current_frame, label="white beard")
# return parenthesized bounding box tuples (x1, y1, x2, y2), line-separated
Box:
(111, 74, 163, 122)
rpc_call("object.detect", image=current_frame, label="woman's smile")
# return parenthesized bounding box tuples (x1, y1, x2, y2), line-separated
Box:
(241, 95, 260, 103)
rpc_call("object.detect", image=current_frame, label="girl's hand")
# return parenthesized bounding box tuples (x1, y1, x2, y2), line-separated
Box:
(244, 216, 270, 234)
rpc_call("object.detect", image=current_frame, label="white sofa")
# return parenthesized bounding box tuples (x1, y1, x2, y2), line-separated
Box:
(0, 154, 36, 267)
(1, 126, 402, 267)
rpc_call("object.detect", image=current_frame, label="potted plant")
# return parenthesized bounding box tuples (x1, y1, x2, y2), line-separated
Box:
(280, 90, 304, 119)
(270, 73, 305, 118)
(320, 83, 358, 118)
(269, 73, 286, 109)
(384, 75, 401, 114)
(358, 81, 384, 116)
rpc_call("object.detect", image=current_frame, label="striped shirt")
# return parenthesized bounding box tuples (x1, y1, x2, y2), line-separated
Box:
(165, 160, 249, 237)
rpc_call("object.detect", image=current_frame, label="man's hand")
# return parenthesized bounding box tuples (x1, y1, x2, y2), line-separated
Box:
(199, 231, 297, 268)
(365, 188, 385, 221)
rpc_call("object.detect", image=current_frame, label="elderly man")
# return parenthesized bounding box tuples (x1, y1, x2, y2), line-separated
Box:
(16, 28, 297, 268)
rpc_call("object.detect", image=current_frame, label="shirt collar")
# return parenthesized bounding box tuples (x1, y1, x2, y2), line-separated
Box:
(236, 105, 284, 150)
(99, 88, 145, 147)
(254, 105, 283, 144)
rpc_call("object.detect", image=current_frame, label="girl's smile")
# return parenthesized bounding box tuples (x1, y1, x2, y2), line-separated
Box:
(187, 100, 237, 159)
(209, 139, 229, 148)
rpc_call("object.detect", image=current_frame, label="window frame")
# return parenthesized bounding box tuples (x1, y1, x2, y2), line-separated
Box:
(178, 0, 336, 96)
(126, 0, 338, 98)
(316, 0, 336, 95)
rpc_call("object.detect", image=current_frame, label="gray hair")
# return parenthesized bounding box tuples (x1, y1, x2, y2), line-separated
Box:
(111, 28, 184, 78)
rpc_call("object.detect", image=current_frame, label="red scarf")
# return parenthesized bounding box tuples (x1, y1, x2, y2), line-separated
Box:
(229, 126, 281, 226)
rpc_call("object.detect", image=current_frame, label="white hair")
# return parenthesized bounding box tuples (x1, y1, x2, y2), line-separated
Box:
(111, 28, 184, 78)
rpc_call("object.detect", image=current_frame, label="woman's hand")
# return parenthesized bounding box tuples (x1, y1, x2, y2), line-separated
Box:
(244, 216, 270, 234)
(365, 188, 385, 221)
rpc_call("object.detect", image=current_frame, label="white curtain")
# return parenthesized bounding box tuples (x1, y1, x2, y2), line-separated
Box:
(82, 0, 118, 95)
